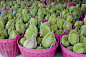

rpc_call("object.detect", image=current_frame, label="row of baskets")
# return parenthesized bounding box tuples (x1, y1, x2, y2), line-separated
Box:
(0, 29, 86, 57)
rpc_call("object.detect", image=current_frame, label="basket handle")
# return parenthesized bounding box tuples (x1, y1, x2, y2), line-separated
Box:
(63, 29, 70, 34)
(16, 33, 23, 38)
(23, 30, 26, 35)
(50, 38, 59, 48)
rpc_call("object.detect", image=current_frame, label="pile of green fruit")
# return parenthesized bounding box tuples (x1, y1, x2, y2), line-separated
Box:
(19, 23, 56, 49)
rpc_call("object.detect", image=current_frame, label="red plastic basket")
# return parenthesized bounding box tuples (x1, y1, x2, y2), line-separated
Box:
(39, 1, 46, 4)
(0, 33, 23, 57)
(17, 30, 59, 57)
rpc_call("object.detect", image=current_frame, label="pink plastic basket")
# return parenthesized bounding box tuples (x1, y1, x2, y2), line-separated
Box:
(46, 2, 61, 5)
(42, 20, 48, 22)
(72, 23, 75, 29)
(17, 30, 59, 57)
(64, 2, 75, 7)
(61, 43, 86, 57)
(39, 1, 46, 4)
(54, 29, 70, 40)
(0, 10, 9, 13)
(0, 33, 23, 57)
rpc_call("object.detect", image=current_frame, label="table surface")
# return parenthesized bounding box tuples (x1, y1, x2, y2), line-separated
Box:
(0, 52, 63, 57)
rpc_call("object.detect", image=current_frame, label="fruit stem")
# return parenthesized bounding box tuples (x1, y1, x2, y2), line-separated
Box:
(30, 22, 31, 25)
(39, 35, 41, 38)
(60, 27, 61, 30)
(12, 26, 14, 31)
(41, 22, 42, 26)
(40, 44, 42, 47)
(75, 27, 77, 31)
(81, 34, 83, 37)
(32, 33, 34, 37)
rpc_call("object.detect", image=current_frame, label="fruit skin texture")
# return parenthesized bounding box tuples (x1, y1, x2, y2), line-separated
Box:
(0, 34, 4, 39)
(73, 43, 86, 54)
(81, 28, 86, 37)
(29, 18, 37, 26)
(40, 24, 51, 37)
(80, 37, 86, 43)
(42, 32, 56, 48)
(19, 38, 26, 46)
(16, 21, 25, 33)
(0, 29, 8, 39)
(61, 35, 70, 47)
(0, 20, 4, 29)
(55, 30, 63, 33)
(23, 36, 37, 49)
(84, 16, 86, 25)
(36, 44, 44, 49)
(74, 21, 83, 28)
(9, 30, 18, 39)
(25, 24, 38, 39)
(67, 46, 73, 51)
(6, 20, 15, 29)
(49, 14, 57, 23)
(63, 21, 72, 30)
(37, 36, 42, 45)
(69, 6, 76, 12)
(68, 30, 79, 45)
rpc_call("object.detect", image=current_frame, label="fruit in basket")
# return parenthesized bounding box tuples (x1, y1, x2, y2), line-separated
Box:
(42, 32, 56, 48)
(45, 14, 50, 20)
(67, 46, 73, 51)
(23, 13, 30, 23)
(29, 18, 37, 26)
(67, 16, 73, 23)
(38, 12, 44, 19)
(74, 21, 83, 29)
(6, 19, 15, 29)
(19, 38, 26, 46)
(9, 29, 18, 39)
(80, 35, 86, 43)
(50, 22, 57, 32)
(62, 10, 68, 17)
(25, 23, 38, 39)
(0, 20, 5, 29)
(42, 21, 50, 27)
(16, 20, 25, 33)
(0, 34, 4, 39)
(81, 25, 86, 29)
(22, 9, 28, 14)
(25, 21, 29, 27)
(49, 13, 56, 23)
(81, 28, 86, 37)
(68, 30, 79, 45)
(38, 19, 42, 26)
(84, 16, 86, 25)
(36, 44, 44, 49)
(69, 6, 76, 12)
(57, 19, 65, 29)
(7, 14, 14, 21)
(23, 35, 37, 49)
(73, 43, 86, 54)
(0, 29, 8, 39)
(40, 22, 51, 37)
(56, 5, 63, 11)
(61, 35, 70, 47)
(37, 35, 42, 45)
(63, 21, 72, 30)
(55, 29, 63, 33)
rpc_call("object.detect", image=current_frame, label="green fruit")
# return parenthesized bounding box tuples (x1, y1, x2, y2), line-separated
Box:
(81, 25, 86, 29)
(67, 46, 73, 51)
(81, 28, 86, 37)
(29, 18, 37, 26)
(50, 22, 57, 32)
(63, 21, 72, 30)
(37, 35, 42, 45)
(57, 19, 65, 29)
(80, 36, 86, 43)
(69, 6, 76, 12)
(19, 38, 26, 46)
(36, 44, 44, 49)
(67, 16, 73, 23)
(42, 32, 56, 48)
(84, 16, 86, 25)
(16, 20, 25, 33)
(6, 19, 15, 29)
(73, 43, 86, 54)
(75, 21, 83, 29)
(0, 34, 4, 39)
(7, 14, 14, 21)
(55, 30, 63, 33)
(25, 24, 38, 39)
(23, 13, 30, 23)
(49, 14, 57, 23)
(40, 23, 51, 37)
(61, 35, 70, 47)
(0, 29, 8, 39)
(68, 30, 79, 45)
(45, 14, 50, 20)
(0, 20, 4, 29)
(9, 30, 18, 39)
(38, 19, 42, 26)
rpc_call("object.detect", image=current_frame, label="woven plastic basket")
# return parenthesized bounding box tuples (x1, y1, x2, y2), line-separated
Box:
(18, 31, 59, 57)
(0, 33, 23, 57)
(61, 43, 86, 57)
(64, 2, 75, 7)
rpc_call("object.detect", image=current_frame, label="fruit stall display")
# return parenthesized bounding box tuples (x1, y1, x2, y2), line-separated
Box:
(0, 0, 86, 57)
